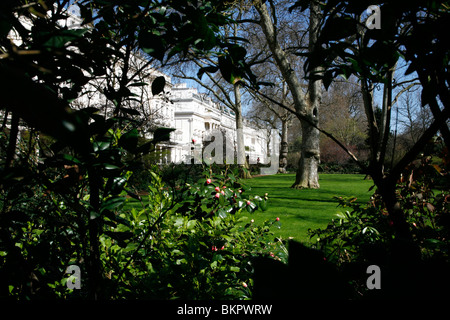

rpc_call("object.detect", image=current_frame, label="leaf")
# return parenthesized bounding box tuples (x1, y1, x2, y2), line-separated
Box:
(101, 196, 127, 213)
(320, 16, 357, 42)
(218, 55, 241, 84)
(103, 163, 119, 170)
(110, 176, 127, 194)
(174, 217, 184, 228)
(43, 29, 89, 49)
(187, 220, 198, 230)
(197, 65, 219, 79)
(124, 242, 139, 253)
(217, 207, 227, 218)
(104, 231, 134, 241)
(246, 202, 256, 213)
(128, 82, 148, 87)
(93, 141, 110, 152)
(228, 45, 247, 61)
(90, 210, 101, 220)
(151, 76, 166, 96)
(138, 31, 165, 61)
(118, 128, 139, 152)
(259, 199, 268, 211)
(218, 196, 225, 207)
(152, 127, 175, 143)
(336, 212, 347, 220)
(62, 154, 81, 164)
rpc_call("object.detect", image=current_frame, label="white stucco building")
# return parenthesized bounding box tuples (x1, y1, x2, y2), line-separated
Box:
(154, 83, 271, 165)
(6, 4, 274, 167)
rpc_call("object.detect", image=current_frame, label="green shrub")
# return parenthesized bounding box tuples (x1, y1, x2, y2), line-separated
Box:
(308, 154, 450, 298)
(102, 164, 285, 300)
(0, 155, 284, 300)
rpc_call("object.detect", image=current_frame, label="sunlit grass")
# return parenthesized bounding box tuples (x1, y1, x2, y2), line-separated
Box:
(123, 173, 375, 245)
(242, 174, 375, 244)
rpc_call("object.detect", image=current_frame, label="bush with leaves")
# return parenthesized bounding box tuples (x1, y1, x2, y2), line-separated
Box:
(99, 164, 285, 300)
(1, 161, 284, 300)
(1, 0, 260, 300)
(308, 150, 450, 299)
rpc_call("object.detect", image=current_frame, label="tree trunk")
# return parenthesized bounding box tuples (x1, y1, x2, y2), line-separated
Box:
(234, 82, 252, 179)
(254, 0, 321, 187)
(278, 119, 289, 173)
(292, 118, 320, 189)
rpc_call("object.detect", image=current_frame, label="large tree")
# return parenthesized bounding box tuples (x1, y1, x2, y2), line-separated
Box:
(290, 0, 450, 245)
(253, 0, 323, 189)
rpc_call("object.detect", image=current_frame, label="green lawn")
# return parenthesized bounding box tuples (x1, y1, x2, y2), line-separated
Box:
(242, 174, 375, 244)
(124, 173, 375, 244)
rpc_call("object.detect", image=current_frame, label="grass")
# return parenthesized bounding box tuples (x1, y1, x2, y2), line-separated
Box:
(242, 174, 375, 244)
(124, 173, 375, 244)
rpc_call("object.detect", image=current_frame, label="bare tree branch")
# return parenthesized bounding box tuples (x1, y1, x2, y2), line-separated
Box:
(244, 82, 364, 170)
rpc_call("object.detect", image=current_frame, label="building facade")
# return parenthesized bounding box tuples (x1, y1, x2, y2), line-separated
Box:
(156, 83, 271, 165)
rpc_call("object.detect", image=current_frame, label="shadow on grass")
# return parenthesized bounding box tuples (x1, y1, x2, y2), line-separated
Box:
(268, 195, 369, 205)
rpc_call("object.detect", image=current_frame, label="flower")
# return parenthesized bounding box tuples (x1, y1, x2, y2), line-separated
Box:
(215, 186, 220, 192)
(206, 178, 212, 184)
(215, 193, 221, 198)
(251, 219, 254, 223)
(242, 282, 248, 288)
(221, 190, 225, 195)
(222, 186, 227, 189)
(276, 217, 280, 221)
(246, 200, 251, 205)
